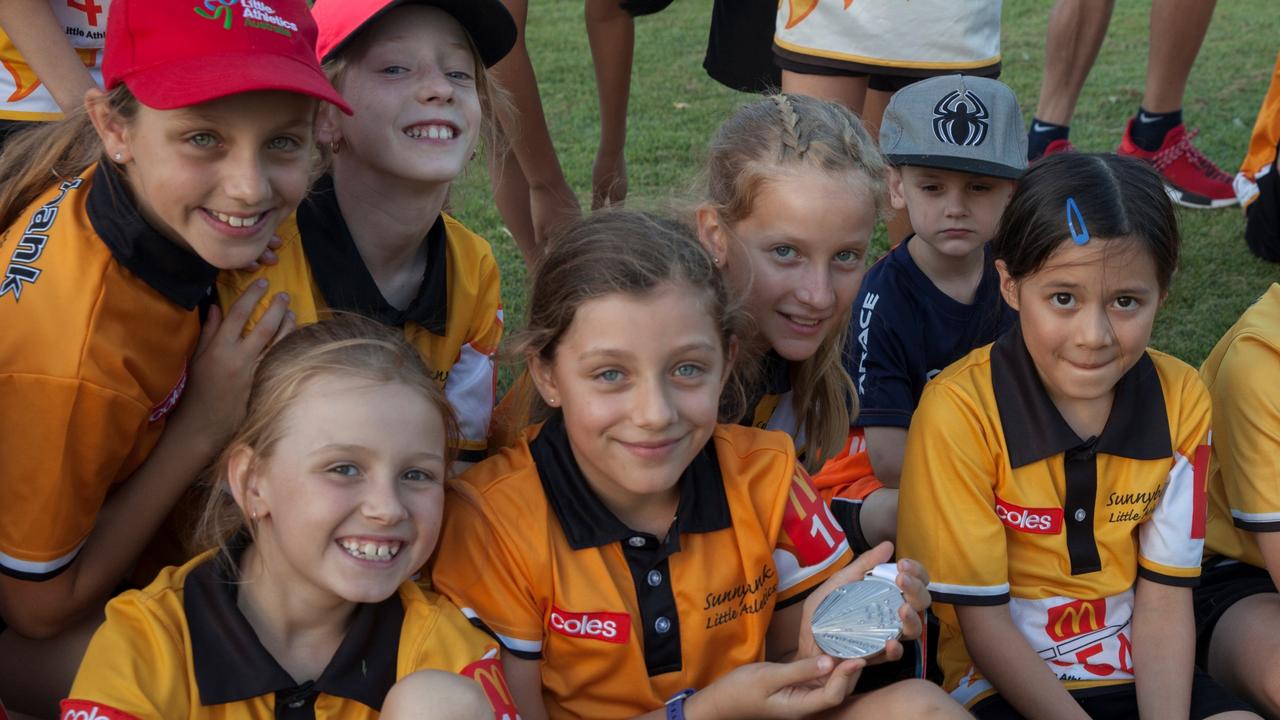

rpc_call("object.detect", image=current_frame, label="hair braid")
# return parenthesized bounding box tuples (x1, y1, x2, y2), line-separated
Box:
(772, 94, 809, 159)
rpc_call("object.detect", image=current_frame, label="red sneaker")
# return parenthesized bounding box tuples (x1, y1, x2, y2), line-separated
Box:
(1117, 120, 1238, 209)
(1043, 138, 1076, 157)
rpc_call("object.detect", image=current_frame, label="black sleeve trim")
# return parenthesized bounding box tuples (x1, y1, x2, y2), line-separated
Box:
(455, 448, 488, 465)
(465, 616, 542, 660)
(1137, 566, 1200, 588)
(0, 559, 74, 582)
(931, 590, 1010, 607)
(1233, 518, 1280, 533)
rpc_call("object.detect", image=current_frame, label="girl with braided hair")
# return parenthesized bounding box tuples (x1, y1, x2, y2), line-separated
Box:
(695, 94, 896, 558)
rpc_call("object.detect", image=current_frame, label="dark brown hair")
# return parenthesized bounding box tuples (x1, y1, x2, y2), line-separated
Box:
(993, 152, 1180, 289)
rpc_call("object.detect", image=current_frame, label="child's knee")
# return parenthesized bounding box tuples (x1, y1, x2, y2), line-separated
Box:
(866, 679, 968, 717)
(381, 670, 491, 720)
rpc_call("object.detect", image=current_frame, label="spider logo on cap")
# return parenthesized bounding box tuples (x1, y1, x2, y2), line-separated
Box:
(932, 89, 990, 147)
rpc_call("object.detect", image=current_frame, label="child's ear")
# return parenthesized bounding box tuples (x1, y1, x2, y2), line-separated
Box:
(995, 259, 1021, 311)
(314, 100, 344, 148)
(527, 352, 562, 409)
(227, 445, 268, 521)
(85, 88, 132, 164)
(887, 166, 908, 211)
(694, 204, 730, 268)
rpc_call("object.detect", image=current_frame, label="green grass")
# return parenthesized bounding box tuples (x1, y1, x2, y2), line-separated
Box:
(451, 0, 1280, 369)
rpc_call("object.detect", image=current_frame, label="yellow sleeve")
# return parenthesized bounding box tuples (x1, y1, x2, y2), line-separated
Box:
(63, 592, 192, 719)
(445, 248, 503, 464)
(431, 482, 545, 659)
(215, 268, 275, 336)
(1212, 336, 1280, 531)
(0, 375, 151, 579)
(898, 381, 1010, 605)
(405, 594, 522, 719)
(1137, 368, 1211, 584)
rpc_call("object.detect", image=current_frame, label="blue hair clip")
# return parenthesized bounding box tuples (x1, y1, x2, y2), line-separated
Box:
(1065, 197, 1090, 245)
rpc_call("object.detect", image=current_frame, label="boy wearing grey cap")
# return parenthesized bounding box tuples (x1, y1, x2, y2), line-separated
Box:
(828, 75, 1025, 550)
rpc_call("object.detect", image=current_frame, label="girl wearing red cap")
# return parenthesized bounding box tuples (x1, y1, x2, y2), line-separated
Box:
(220, 0, 518, 473)
(0, 0, 348, 714)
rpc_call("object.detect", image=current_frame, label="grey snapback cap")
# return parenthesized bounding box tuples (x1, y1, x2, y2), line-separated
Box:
(880, 74, 1028, 179)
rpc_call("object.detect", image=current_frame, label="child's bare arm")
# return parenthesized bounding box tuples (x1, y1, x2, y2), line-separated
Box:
(1131, 578, 1194, 719)
(863, 426, 907, 488)
(955, 604, 1090, 720)
(0, 0, 97, 113)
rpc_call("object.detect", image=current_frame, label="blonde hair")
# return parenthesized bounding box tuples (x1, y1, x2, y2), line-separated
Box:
(319, 14, 510, 167)
(509, 209, 753, 425)
(196, 314, 459, 565)
(0, 86, 137, 231)
(699, 93, 889, 471)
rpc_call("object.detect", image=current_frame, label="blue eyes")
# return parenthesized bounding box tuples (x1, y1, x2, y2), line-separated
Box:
(674, 364, 702, 378)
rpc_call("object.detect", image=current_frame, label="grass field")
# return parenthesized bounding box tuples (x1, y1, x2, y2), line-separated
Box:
(452, 0, 1280, 369)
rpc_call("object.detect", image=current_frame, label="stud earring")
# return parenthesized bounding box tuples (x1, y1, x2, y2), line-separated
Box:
(713, 256, 721, 266)
(113, 152, 122, 162)
(547, 397, 559, 407)
(251, 509, 258, 521)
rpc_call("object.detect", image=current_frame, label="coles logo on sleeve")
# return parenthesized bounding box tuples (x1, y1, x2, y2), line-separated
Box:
(995, 496, 1064, 535)
(548, 606, 630, 644)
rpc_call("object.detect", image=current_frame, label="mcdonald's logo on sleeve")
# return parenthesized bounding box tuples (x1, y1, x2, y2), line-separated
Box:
(460, 656, 521, 719)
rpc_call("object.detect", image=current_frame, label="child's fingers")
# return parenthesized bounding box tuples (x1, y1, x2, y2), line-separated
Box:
(242, 292, 290, 356)
(267, 234, 283, 250)
(896, 558, 932, 613)
(764, 655, 835, 692)
(267, 311, 296, 350)
(898, 605, 923, 641)
(812, 658, 864, 707)
(222, 279, 269, 339)
(824, 541, 895, 590)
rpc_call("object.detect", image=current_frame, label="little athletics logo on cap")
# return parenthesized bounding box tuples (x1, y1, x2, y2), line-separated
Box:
(194, 0, 299, 36)
(932, 88, 990, 147)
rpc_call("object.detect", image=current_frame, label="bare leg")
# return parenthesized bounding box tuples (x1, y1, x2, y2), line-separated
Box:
(1034, 0, 1116, 126)
(1206, 593, 1280, 717)
(490, 143, 537, 265)
(0, 612, 101, 718)
(1142, 0, 1218, 112)
(781, 70, 868, 115)
(382, 670, 491, 720)
(822, 678, 971, 718)
(857, 488, 899, 549)
(492, 0, 581, 262)
(586, 0, 633, 209)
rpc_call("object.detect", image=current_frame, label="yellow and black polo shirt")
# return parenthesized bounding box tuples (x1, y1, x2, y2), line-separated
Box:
(1203, 283, 1280, 569)
(63, 547, 520, 720)
(431, 417, 852, 720)
(218, 175, 503, 465)
(0, 162, 212, 584)
(898, 327, 1210, 708)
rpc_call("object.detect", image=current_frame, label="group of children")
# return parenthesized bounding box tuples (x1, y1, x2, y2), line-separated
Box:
(0, 1, 1276, 720)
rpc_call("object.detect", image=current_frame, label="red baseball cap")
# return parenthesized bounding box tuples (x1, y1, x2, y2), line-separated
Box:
(311, 0, 517, 68)
(104, 0, 352, 114)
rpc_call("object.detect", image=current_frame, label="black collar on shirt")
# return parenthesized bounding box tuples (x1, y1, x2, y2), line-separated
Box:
(529, 413, 732, 551)
(87, 161, 218, 310)
(185, 541, 403, 713)
(990, 325, 1172, 468)
(295, 175, 448, 333)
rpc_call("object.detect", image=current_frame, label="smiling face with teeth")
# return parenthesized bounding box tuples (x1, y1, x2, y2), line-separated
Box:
(94, 90, 317, 270)
(321, 6, 482, 190)
(232, 373, 449, 606)
(711, 168, 875, 362)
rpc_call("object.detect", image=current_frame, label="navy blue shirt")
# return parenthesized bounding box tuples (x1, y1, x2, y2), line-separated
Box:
(846, 237, 1015, 429)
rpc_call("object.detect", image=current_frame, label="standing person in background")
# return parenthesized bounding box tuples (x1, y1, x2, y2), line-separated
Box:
(0, 0, 347, 713)
(491, 0, 581, 264)
(1028, 0, 1236, 209)
(773, 0, 1004, 243)
(0, 0, 109, 145)
(1234, 52, 1280, 261)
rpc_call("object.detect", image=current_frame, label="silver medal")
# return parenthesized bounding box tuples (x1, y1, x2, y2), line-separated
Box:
(809, 576, 904, 659)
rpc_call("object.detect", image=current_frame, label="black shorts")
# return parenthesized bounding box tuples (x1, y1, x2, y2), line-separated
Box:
(703, 0, 781, 93)
(1193, 558, 1277, 669)
(772, 52, 1001, 93)
(971, 672, 1253, 719)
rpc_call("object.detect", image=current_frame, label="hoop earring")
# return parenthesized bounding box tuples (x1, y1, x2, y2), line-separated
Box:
(329, 139, 341, 155)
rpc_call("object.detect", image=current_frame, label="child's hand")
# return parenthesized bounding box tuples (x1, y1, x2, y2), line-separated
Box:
(690, 655, 864, 720)
(170, 280, 294, 447)
(236, 234, 283, 272)
(795, 542, 932, 665)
